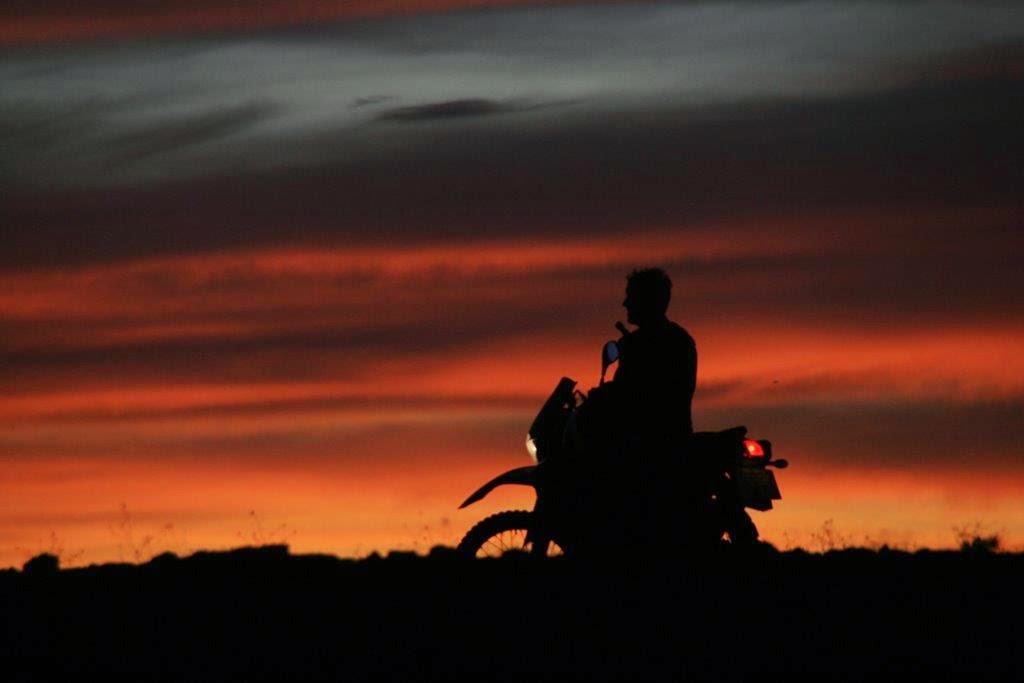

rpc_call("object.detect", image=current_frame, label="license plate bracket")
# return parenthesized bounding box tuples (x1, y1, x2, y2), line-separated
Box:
(736, 467, 781, 503)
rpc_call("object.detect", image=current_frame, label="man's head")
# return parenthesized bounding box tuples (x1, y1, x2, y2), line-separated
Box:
(623, 267, 672, 326)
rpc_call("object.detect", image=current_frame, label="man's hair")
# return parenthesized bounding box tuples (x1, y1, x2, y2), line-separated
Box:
(626, 267, 672, 314)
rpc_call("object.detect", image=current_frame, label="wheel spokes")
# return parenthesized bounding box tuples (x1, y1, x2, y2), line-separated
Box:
(474, 529, 564, 558)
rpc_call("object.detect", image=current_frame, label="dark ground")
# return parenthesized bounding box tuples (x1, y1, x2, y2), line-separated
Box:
(2, 544, 1021, 681)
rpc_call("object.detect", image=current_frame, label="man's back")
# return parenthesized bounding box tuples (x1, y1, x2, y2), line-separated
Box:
(572, 267, 698, 549)
(613, 318, 697, 439)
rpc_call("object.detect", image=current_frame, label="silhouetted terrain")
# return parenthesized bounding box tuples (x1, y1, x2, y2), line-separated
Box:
(3, 545, 1022, 681)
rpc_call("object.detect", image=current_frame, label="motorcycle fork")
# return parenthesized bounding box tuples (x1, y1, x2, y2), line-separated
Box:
(716, 473, 754, 535)
(526, 486, 554, 555)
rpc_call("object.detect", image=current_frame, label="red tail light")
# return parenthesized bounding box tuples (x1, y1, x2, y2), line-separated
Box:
(743, 439, 766, 458)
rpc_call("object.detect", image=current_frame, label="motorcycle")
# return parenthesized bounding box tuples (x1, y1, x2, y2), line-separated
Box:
(456, 324, 789, 558)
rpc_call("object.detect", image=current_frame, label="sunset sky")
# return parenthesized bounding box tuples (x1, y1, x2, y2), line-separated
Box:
(2, 0, 1023, 567)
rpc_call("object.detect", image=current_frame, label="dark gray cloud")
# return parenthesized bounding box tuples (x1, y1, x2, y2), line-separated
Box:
(351, 95, 393, 108)
(4, 68, 1023, 271)
(4, 1, 1023, 189)
(108, 100, 279, 165)
(375, 97, 564, 121)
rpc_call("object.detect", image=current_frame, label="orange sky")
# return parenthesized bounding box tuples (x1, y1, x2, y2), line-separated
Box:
(3, 222, 1023, 566)
(3, 1, 1023, 567)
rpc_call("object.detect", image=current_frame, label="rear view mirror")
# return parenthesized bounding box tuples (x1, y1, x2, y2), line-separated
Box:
(602, 340, 620, 366)
(600, 340, 620, 385)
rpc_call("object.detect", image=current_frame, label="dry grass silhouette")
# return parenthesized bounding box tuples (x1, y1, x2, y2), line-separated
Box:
(107, 503, 192, 563)
(808, 519, 852, 552)
(10, 511, 1015, 570)
(237, 509, 296, 547)
(953, 521, 1003, 553)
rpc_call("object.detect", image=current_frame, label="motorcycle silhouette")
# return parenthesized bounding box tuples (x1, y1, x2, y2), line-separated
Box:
(456, 324, 789, 557)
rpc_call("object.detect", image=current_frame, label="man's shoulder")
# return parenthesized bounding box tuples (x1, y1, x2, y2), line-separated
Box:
(666, 320, 696, 347)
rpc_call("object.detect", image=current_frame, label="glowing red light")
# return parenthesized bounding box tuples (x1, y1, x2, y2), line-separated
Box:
(743, 439, 765, 458)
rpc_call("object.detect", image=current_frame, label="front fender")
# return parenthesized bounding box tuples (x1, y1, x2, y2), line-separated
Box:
(458, 465, 539, 509)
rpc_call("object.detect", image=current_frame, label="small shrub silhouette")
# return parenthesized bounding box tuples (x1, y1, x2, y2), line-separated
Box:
(15, 530, 84, 568)
(23, 553, 59, 576)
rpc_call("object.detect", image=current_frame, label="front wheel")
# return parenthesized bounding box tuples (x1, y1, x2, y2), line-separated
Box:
(457, 510, 565, 558)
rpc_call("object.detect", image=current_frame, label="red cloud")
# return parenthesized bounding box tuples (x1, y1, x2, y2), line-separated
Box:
(0, 0, 609, 45)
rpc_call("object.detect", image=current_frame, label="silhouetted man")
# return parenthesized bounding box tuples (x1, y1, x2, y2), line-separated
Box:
(613, 267, 697, 446)
(609, 267, 698, 548)
(565, 268, 696, 550)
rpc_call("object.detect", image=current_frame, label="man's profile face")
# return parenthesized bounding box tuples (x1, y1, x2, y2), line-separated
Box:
(623, 280, 667, 326)
(623, 285, 640, 325)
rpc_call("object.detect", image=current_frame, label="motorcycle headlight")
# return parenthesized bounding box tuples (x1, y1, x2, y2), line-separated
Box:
(525, 435, 538, 462)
